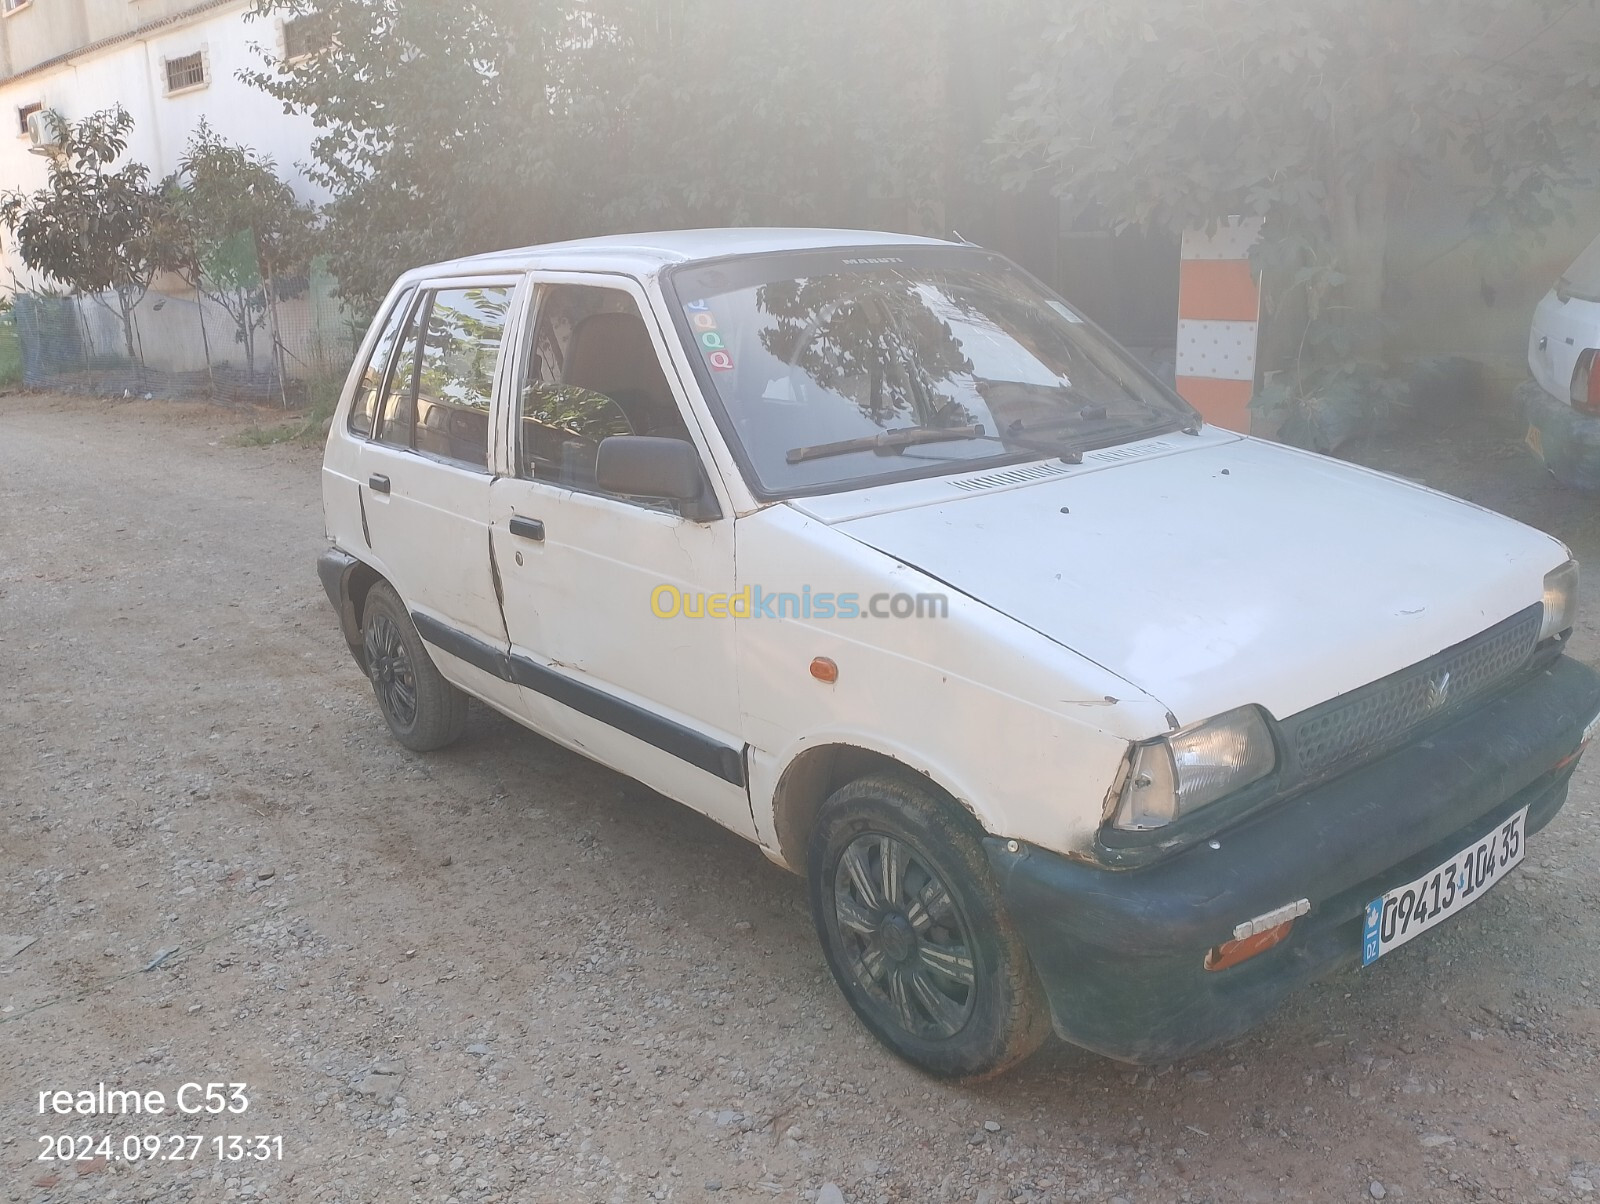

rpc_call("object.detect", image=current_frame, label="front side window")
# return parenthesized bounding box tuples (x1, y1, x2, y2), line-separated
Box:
(516, 284, 691, 493)
(370, 285, 511, 469)
(666, 247, 1190, 497)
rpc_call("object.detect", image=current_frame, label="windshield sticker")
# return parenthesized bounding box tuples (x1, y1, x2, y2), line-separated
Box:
(685, 300, 736, 371)
(1047, 300, 1085, 323)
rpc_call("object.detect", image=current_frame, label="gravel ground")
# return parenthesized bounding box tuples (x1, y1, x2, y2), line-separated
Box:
(2, 394, 1599, 1204)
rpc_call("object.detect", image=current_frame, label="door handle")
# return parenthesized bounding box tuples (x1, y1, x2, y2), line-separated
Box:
(509, 516, 545, 542)
(368, 474, 391, 494)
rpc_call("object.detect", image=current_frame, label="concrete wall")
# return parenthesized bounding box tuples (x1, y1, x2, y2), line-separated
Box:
(0, 1, 323, 294)
(0, 0, 237, 91)
(72, 276, 351, 379)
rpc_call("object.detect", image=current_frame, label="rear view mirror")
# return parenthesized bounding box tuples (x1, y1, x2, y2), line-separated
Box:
(596, 436, 718, 520)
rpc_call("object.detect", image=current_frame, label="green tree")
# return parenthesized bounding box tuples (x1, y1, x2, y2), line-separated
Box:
(243, 0, 1018, 311)
(242, 0, 573, 309)
(173, 120, 319, 389)
(994, 0, 1600, 436)
(0, 107, 172, 366)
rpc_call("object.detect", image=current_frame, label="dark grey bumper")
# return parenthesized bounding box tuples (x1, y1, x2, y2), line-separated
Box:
(317, 546, 367, 669)
(986, 654, 1600, 1064)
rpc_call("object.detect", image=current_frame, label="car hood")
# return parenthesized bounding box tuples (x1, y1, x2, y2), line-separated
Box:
(807, 437, 1565, 725)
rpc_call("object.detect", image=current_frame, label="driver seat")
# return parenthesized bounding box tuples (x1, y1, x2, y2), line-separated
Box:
(563, 312, 684, 436)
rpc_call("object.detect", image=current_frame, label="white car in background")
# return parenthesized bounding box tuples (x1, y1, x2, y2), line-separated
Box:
(317, 229, 1600, 1079)
(1525, 232, 1600, 491)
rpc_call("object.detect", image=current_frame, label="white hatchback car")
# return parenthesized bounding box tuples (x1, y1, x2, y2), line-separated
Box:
(320, 229, 1600, 1078)
(1525, 231, 1600, 491)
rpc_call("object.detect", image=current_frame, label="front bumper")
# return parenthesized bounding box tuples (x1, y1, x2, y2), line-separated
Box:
(986, 654, 1600, 1064)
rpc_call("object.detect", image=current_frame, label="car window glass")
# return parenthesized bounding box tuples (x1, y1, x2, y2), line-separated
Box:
(349, 288, 413, 438)
(411, 286, 513, 470)
(375, 297, 428, 450)
(516, 285, 692, 495)
(668, 249, 1186, 497)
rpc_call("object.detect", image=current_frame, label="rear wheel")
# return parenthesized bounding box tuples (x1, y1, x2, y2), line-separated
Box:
(361, 582, 468, 751)
(808, 773, 1051, 1080)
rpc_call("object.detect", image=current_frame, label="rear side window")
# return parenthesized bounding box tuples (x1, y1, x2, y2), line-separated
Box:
(371, 285, 513, 470)
(413, 287, 512, 469)
(348, 288, 413, 438)
(375, 300, 428, 451)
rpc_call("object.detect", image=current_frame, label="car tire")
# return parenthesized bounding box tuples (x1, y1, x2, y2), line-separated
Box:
(360, 581, 468, 752)
(808, 772, 1052, 1080)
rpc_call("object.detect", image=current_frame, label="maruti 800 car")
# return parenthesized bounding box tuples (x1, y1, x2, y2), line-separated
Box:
(318, 229, 1600, 1078)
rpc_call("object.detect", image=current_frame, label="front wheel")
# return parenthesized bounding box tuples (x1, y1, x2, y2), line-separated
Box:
(808, 773, 1051, 1080)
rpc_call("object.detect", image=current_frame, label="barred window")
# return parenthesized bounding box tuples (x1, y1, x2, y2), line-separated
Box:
(283, 13, 334, 61)
(165, 52, 207, 93)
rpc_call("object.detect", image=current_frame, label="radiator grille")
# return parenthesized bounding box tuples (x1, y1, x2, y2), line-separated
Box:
(1287, 608, 1540, 778)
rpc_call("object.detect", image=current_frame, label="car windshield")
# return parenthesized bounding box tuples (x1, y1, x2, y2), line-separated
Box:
(666, 247, 1191, 497)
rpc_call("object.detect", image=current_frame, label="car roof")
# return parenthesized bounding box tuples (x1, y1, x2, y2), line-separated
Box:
(402, 228, 960, 282)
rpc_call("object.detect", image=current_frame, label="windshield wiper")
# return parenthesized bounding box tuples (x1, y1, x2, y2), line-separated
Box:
(786, 424, 988, 464)
(919, 416, 1186, 464)
(1002, 417, 1187, 460)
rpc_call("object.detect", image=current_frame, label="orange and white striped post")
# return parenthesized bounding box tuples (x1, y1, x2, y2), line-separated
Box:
(1175, 217, 1263, 433)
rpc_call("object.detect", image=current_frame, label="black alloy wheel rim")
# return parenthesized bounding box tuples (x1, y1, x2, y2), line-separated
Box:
(831, 832, 978, 1040)
(364, 613, 418, 728)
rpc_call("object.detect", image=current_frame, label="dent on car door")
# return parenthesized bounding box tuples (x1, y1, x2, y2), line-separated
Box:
(355, 282, 527, 719)
(487, 280, 755, 836)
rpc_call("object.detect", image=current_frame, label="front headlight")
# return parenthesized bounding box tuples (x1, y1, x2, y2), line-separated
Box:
(1112, 706, 1277, 831)
(1540, 560, 1579, 642)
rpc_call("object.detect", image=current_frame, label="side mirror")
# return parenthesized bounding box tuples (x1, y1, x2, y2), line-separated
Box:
(596, 436, 719, 520)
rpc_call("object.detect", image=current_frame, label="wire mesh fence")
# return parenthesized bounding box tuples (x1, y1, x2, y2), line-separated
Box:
(10, 257, 362, 406)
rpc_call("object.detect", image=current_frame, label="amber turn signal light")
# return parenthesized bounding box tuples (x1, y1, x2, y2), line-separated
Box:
(810, 657, 839, 683)
(1204, 919, 1294, 972)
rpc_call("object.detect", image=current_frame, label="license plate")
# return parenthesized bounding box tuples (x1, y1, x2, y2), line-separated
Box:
(1361, 807, 1527, 966)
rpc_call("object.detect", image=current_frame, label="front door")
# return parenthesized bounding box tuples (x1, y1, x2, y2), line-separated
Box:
(356, 278, 528, 721)
(488, 277, 753, 836)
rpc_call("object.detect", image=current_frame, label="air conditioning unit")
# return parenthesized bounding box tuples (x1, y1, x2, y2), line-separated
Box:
(26, 109, 61, 155)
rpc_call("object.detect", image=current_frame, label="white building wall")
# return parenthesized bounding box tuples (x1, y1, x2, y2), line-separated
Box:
(0, 2, 323, 294)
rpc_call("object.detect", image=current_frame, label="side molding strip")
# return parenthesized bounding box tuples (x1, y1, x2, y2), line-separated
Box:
(410, 611, 747, 787)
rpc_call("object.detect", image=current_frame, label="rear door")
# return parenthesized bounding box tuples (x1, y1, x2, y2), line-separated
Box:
(354, 276, 530, 721)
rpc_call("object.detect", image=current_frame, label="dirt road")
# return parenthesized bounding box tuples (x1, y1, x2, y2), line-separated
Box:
(2, 395, 1599, 1204)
